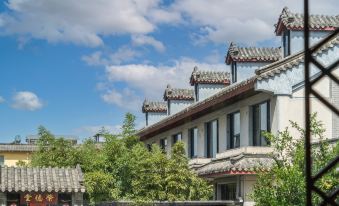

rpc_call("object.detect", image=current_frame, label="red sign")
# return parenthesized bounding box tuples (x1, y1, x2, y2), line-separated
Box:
(20, 193, 58, 205)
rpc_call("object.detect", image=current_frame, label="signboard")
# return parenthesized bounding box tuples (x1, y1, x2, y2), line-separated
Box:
(20, 193, 58, 205)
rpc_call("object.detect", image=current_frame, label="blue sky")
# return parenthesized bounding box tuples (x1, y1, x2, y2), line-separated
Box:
(0, 0, 337, 143)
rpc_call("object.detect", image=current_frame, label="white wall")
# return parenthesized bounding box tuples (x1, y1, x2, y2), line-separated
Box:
(237, 62, 270, 82)
(197, 84, 225, 101)
(147, 112, 167, 126)
(169, 99, 194, 115)
(288, 31, 331, 55)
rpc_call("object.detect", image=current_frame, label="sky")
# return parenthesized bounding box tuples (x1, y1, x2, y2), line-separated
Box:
(0, 0, 338, 143)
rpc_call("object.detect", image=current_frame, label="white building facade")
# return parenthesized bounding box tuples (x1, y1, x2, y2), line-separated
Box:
(138, 7, 339, 206)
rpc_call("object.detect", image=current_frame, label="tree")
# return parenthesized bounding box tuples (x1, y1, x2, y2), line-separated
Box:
(31, 113, 213, 204)
(252, 113, 339, 205)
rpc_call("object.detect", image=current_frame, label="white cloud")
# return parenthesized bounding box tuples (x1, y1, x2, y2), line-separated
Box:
(132, 35, 166, 52)
(101, 88, 141, 110)
(172, 0, 339, 45)
(82, 46, 140, 66)
(105, 58, 228, 100)
(0, 96, 5, 103)
(0, 0, 173, 47)
(11, 91, 43, 111)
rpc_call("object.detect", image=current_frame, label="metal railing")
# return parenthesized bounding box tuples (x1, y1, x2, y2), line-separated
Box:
(303, 0, 339, 205)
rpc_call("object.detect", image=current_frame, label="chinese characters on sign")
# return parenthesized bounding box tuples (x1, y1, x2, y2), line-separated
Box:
(21, 193, 57, 205)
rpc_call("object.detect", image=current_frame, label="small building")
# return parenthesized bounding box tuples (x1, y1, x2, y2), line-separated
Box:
(0, 144, 38, 167)
(0, 165, 85, 206)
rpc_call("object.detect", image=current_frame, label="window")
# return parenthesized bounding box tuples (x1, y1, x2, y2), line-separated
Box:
(228, 112, 240, 149)
(231, 62, 237, 83)
(188, 128, 198, 158)
(6, 193, 20, 206)
(146, 144, 152, 151)
(252, 101, 270, 146)
(172, 133, 182, 145)
(58, 193, 72, 206)
(160, 138, 167, 152)
(219, 183, 237, 200)
(0, 155, 4, 166)
(283, 30, 290, 57)
(205, 120, 218, 158)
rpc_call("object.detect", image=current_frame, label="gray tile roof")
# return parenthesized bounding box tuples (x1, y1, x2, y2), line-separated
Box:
(256, 32, 339, 79)
(142, 100, 167, 113)
(275, 7, 339, 35)
(0, 165, 85, 193)
(0, 144, 38, 152)
(190, 66, 230, 85)
(225, 42, 282, 64)
(163, 84, 194, 101)
(196, 154, 274, 176)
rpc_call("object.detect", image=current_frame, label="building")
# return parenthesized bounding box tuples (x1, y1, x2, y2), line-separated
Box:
(0, 144, 38, 166)
(0, 165, 85, 206)
(138, 7, 339, 206)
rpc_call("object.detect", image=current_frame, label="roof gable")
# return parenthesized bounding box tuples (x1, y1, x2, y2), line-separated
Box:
(163, 85, 194, 101)
(225, 42, 281, 65)
(190, 66, 230, 86)
(275, 7, 339, 35)
(142, 100, 167, 113)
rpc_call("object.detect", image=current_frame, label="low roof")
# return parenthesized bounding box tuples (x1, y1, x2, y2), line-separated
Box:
(196, 154, 274, 176)
(163, 84, 194, 101)
(275, 7, 339, 35)
(225, 42, 281, 65)
(138, 32, 339, 141)
(0, 144, 38, 152)
(142, 100, 167, 113)
(190, 67, 230, 86)
(0, 165, 85, 193)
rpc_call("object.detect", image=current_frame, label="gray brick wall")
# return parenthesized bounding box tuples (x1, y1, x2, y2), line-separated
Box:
(331, 79, 339, 139)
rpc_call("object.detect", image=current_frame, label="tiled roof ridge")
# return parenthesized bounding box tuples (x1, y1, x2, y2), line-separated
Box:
(0, 165, 86, 193)
(226, 42, 282, 64)
(142, 99, 167, 113)
(0, 144, 39, 152)
(275, 7, 339, 35)
(190, 66, 230, 85)
(140, 77, 256, 132)
(256, 32, 339, 78)
(163, 84, 195, 101)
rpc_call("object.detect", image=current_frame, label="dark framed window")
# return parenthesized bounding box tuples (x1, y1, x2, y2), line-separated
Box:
(146, 144, 152, 151)
(205, 120, 218, 158)
(6, 193, 20, 206)
(0, 155, 4, 166)
(252, 101, 270, 146)
(231, 62, 237, 83)
(160, 138, 167, 152)
(172, 133, 182, 145)
(228, 111, 240, 149)
(188, 127, 198, 158)
(283, 30, 291, 57)
(58, 193, 72, 206)
(219, 183, 237, 200)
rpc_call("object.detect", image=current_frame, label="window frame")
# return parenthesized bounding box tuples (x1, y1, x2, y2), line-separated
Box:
(252, 100, 271, 146)
(218, 182, 237, 201)
(227, 111, 241, 149)
(188, 127, 198, 158)
(205, 119, 219, 158)
(160, 138, 168, 152)
(172, 132, 182, 145)
(283, 30, 291, 57)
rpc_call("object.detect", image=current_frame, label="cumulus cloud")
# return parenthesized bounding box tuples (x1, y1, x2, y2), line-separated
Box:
(132, 35, 166, 52)
(82, 46, 140, 66)
(101, 88, 141, 110)
(0, 0, 173, 47)
(105, 58, 228, 100)
(172, 0, 339, 45)
(11, 91, 43, 111)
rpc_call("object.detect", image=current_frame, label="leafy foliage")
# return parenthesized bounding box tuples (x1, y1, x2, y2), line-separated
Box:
(252, 113, 339, 205)
(31, 112, 212, 204)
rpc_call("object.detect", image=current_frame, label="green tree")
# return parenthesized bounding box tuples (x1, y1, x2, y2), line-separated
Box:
(31, 113, 213, 204)
(252, 114, 339, 205)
